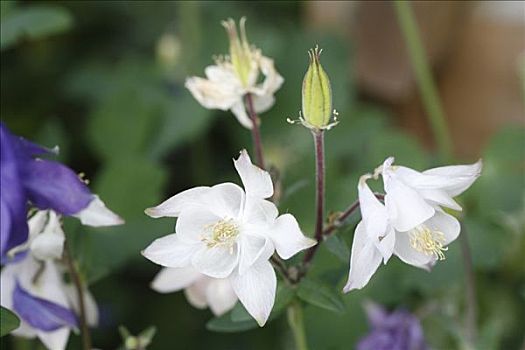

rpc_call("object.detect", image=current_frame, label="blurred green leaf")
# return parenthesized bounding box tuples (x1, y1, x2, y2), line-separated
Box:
(1, 306, 20, 337)
(324, 235, 350, 263)
(1, 6, 73, 50)
(206, 313, 259, 333)
(297, 278, 346, 314)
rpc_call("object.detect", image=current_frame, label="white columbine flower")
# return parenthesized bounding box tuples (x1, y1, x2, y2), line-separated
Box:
(142, 150, 316, 326)
(344, 157, 482, 292)
(151, 266, 237, 316)
(185, 17, 284, 129)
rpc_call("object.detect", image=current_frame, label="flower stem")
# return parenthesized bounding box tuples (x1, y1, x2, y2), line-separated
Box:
(394, 0, 453, 161)
(302, 131, 325, 266)
(287, 301, 309, 350)
(459, 224, 478, 344)
(394, 0, 477, 344)
(245, 93, 265, 169)
(64, 239, 91, 350)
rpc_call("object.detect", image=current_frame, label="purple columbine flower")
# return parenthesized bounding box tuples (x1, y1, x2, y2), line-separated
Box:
(357, 302, 428, 350)
(0, 122, 123, 263)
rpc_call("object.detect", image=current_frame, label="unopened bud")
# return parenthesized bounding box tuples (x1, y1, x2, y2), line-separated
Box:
(300, 46, 337, 131)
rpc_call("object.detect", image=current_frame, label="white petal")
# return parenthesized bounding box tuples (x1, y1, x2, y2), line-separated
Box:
(145, 187, 210, 218)
(234, 150, 273, 199)
(142, 234, 199, 268)
(251, 56, 284, 100)
(151, 267, 202, 293)
(243, 196, 278, 225)
(393, 231, 434, 269)
(205, 65, 241, 88)
(343, 222, 383, 293)
(426, 210, 461, 245)
(266, 214, 316, 260)
(375, 227, 396, 263)
(418, 189, 462, 211)
(358, 177, 389, 241)
(252, 94, 275, 114)
(207, 183, 245, 219)
(63, 285, 99, 327)
(184, 278, 208, 309)
(238, 234, 273, 275)
(28, 210, 49, 238)
(422, 159, 483, 197)
(37, 328, 70, 350)
(192, 245, 239, 279)
(231, 260, 276, 327)
(205, 278, 238, 316)
(75, 196, 124, 227)
(175, 208, 221, 243)
(185, 76, 240, 111)
(30, 211, 64, 260)
(231, 100, 254, 129)
(384, 179, 435, 232)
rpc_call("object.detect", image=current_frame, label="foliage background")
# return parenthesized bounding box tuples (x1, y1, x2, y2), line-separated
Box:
(1, 1, 524, 349)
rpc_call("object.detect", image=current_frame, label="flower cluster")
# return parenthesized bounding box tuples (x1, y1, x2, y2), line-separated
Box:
(344, 157, 482, 292)
(0, 123, 123, 349)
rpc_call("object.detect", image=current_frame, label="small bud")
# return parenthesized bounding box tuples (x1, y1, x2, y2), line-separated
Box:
(294, 46, 338, 131)
(221, 17, 257, 87)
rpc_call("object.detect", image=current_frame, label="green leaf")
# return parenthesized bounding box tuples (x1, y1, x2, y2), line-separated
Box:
(297, 278, 346, 314)
(324, 235, 350, 263)
(1, 6, 73, 50)
(205, 313, 259, 333)
(1, 307, 20, 337)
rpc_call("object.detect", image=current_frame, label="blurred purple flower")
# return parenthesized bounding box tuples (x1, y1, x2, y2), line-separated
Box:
(358, 302, 428, 350)
(0, 122, 123, 262)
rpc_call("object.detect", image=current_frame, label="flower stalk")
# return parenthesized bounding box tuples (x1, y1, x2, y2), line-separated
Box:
(302, 131, 325, 267)
(245, 93, 265, 169)
(63, 239, 91, 350)
(287, 301, 309, 350)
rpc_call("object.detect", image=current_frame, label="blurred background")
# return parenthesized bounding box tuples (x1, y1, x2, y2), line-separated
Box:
(1, 1, 524, 349)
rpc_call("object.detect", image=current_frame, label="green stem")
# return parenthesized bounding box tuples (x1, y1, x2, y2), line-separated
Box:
(394, 0, 453, 160)
(287, 302, 309, 350)
(394, 1, 478, 345)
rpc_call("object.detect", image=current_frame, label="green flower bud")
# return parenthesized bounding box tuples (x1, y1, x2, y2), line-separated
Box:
(221, 17, 256, 87)
(298, 46, 338, 131)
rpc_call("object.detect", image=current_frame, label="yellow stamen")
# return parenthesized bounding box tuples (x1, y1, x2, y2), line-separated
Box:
(409, 225, 448, 260)
(201, 219, 239, 253)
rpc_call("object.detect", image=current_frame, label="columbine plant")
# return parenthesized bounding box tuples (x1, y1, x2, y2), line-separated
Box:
(0, 123, 123, 350)
(142, 150, 315, 326)
(344, 157, 482, 292)
(185, 17, 284, 130)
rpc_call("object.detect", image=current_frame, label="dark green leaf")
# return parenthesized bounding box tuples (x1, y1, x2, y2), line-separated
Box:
(297, 278, 346, 314)
(205, 313, 259, 333)
(1, 307, 20, 337)
(1, 6, 73, 50)
(324, 235, 350, 263)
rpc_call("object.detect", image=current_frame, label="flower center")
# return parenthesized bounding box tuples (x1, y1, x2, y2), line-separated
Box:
(201, 219, 239, 253)
(409, 225, 448, 260)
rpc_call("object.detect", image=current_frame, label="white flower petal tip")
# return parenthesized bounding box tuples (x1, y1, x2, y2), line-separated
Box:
(234, 149, 273, 198)
(75, 196, 124, 227)
(144, 207, 159, 218)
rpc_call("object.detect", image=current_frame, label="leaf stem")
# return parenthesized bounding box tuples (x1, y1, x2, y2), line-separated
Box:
(245, 93, 265, 169)
(63, 239, 91, 350)
(287, 301, 309, 350)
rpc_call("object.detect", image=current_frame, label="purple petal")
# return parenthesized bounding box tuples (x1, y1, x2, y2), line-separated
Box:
(13, 281, 78, 331)
(0, 124, 29, 258)
(21, 159, 93, 215)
